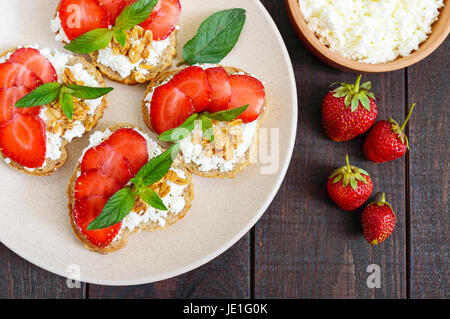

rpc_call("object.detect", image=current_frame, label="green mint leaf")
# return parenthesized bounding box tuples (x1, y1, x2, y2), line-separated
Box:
(64, 28, 113, 54)
(14, 82, 61, 108)
(158, 114, 198, 142)
(87, 187, 136, 230)
(59, 89, 74, 120)
(358, 92, 371, 111)
(64, 84, 114, 100)
(140, 189, 168, 211)
(183, 8, 246, 65)
(206, 104, 249, 122)
(114, 0, 158, 31)
(200, 114, 214, 142)
(130, 144, 180, 187)
(113, 29, 128, 47)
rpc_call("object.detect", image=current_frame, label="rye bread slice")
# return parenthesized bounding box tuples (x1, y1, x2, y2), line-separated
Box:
(67, 124, 194, 254)
(141, 65, 267, 179)
(52, 0, 177, 85)
(0, 48, 108, 176)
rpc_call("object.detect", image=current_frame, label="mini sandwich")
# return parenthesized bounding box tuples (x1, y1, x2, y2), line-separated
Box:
(0, 45, 110, 175)
(142, 65, 267, 178)
(67, 124, 194, 254)
(52, 0, 181, 84)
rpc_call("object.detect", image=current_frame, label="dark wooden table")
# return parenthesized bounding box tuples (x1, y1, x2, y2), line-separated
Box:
(1, 0, 448, 299)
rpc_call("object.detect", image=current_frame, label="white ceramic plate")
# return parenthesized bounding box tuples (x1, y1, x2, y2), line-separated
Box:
(0, 0, 297, 285)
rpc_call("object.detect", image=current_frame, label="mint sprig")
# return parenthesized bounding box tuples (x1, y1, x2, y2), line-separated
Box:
(181, 9, 246, 66)
(64, 0, 158, 54)
(158, 105, 249, 143)
(15, 82, 113, 120)
(87, 144, 181, 231)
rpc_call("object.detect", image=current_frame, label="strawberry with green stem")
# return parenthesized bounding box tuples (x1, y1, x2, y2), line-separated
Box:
(322, 75, 378, 142)
(361, 193, 396, 245)
(327, 154, 373, 211)
(364, 103, 416, 163)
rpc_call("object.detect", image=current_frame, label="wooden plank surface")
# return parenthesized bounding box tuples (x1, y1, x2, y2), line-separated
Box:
(0, 0, 448, 299)
(407, 42, 449, 299)
(254, 0, 407, 299)
(88, 235, 250, 298)
(0, 243, 84, 299)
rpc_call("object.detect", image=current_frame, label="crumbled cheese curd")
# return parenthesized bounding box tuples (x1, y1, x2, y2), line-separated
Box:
(298, 0, 445, 63)
(180, 121, 257, 173)
(96, 36, 171, 78)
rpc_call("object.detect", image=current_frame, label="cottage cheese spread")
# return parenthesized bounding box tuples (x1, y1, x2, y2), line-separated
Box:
(97, 37, 172, 78)
(298, 0, 445, 63)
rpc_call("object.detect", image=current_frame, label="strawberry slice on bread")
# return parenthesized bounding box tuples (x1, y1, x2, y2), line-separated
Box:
(228, 74, 265, 123)
(150, 83, 194, 134)
(0, 114, 47, 168)
(8, 48, 57, 84)
(59, 0, 109, 41)
(205, 67, 232, 112)
(73, 196, 122, 249)
(68, 125, 194, 254)
(0, 63, 42, 89)
(139, 0, 181, 41)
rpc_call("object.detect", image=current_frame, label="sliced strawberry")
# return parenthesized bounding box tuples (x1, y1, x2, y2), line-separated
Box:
(169, 66, 211, 112)
(73, 196, 122, 248)
(99, 0, 126, 25)
(81, 143, 133, 185)
(105, 128, 149, 175)
(139, 0, 181, 40)
(75, 170, 121, 200)
(205, 67, 232, 112)
(8, 48, 57, 84)
(0, 63, 42, 89)
(150, 83, 194, 134)
(0, 86, 40, 125)
(59, 0, 109, 41)
(0, 114, 46, 168)
(228, 75, 265, 123)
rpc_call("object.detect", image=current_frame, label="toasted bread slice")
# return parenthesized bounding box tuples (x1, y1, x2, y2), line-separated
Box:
(0, 47, 108, 176)
(67, 124, 194, 254)
(51, 1, 177, 85)
(142, 65, 267, 179)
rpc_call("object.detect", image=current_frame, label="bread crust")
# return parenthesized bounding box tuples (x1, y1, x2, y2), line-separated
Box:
(67, 124, 195, 254)
(0, 48, 108, 176)
(141, 65, 267, 179)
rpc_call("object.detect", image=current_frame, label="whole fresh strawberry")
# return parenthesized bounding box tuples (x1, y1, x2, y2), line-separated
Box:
(364, 103, 416, 163)
(361, 193, 396, 245)
(322, 75, 378, 141)
(327, 155, 373, 211)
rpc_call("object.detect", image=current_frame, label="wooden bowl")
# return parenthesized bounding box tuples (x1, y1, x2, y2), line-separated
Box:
(286, 0, 450, 73)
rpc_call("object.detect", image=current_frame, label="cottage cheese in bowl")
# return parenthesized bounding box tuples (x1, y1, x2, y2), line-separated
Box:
(298, 0, 445, 64)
